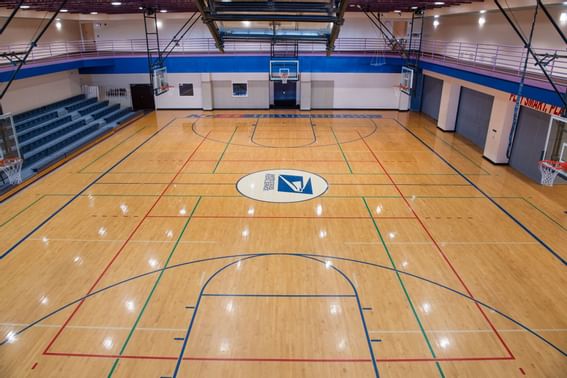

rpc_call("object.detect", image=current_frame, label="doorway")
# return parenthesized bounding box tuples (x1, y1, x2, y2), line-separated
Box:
(130, 84, 155, 111)
(273, 81, 298, 109)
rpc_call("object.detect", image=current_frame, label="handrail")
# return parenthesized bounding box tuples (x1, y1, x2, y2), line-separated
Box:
(0, 37, 565, 84)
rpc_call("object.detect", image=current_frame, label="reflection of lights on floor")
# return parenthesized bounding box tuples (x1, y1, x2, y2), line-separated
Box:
(103, 337, 114, 350)
(6, 331, 17, 344)
(98, 227, 107, 237)
(125, 300, 135, 312)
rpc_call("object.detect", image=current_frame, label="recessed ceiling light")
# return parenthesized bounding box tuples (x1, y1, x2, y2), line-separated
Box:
(60, 9, 68, 12)
(434, 14, 440, 18)
(111, 1, 122, 5)
(411, 6, 418, 10)
(160, 9, 168, 13)
(394, 10, 402, 13)
(434, 1, 445, 5)
(20, 5, 30, 8)
(480, 10, 486, 14)
(90, 11, 98, 15)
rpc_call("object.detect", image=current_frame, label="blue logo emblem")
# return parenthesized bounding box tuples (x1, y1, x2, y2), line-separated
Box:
(277, 174, 313, 195)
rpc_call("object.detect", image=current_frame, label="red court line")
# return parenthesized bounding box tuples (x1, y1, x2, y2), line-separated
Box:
(41, 132, 212, 355)
(358, 132, 515, 359)
(44, 351, 513, 363)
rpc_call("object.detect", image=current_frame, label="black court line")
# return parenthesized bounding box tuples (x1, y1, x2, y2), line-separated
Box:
(384, 118, 566, 265)
(0, 116, 193, 260)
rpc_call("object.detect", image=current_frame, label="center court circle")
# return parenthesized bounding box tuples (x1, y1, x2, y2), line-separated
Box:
(236, 169, 329, 203)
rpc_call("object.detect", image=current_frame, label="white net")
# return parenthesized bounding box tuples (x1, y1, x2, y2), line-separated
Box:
(0, 158, 23, 185)
(538, 160, 565, 186)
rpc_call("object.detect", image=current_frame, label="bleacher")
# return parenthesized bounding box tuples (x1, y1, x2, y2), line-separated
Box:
(2, 94, 141, 186)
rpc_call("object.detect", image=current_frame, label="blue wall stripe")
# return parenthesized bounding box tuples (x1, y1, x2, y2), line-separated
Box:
(1, 54, 561, 109)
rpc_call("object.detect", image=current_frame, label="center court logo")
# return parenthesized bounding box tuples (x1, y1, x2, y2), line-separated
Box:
(237, 169, 328, 203)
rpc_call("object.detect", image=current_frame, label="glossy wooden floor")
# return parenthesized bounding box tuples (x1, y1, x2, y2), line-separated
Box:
(0, 110, 565, 377)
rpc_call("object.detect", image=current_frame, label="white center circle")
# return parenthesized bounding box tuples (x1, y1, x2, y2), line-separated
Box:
(236, 169, 328, 203)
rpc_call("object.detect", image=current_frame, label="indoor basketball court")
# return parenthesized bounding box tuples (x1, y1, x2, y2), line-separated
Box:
(0, 1, 565, 377)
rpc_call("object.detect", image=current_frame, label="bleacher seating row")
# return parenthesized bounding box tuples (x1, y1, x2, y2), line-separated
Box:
(0, 94, 142, 189)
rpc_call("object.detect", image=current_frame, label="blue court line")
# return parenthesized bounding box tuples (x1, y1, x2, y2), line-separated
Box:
(387, 119, 566, 266)
(0, 116, 184, 260)
(202, 293, 356, 298)
(1, 252, 564, 357)
(172, 254, 380, 378)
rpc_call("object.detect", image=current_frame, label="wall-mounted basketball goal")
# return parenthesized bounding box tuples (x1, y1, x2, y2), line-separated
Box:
(270, 60, 299, 84)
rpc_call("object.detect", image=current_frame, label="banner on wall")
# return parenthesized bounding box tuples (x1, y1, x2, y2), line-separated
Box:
(508, 94, 564, 116)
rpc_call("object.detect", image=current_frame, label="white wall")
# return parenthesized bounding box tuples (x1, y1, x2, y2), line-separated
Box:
(0, 17, 81, 46)
(91, 18, 211, 41)
(311, 73, 401, 109)
(423, 4, 567, 49)
(1, 70, 81, 114)
(155, 73, 202, 109)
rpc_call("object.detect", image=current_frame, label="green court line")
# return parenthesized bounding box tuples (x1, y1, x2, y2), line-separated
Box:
(78, 124, 153, 173)
(212, 127, 238, 174)
(107, 197, 202, 377)
(0, 194, 77, 228)
(362, 197, 445, 378)
(330, 126, 353, 174)
(0, 196, 45, 228)
(516, 198, 566, 232)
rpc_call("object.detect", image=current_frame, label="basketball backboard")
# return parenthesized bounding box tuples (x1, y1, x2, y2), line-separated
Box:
(543, 116, 567, 163)
(0, 114, 20, 160)
(400, 66, 414, 95)
(270, 60, 299, 82)
(153, 66, 170, 96)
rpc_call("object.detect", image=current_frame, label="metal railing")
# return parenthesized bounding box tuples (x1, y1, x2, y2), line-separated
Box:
(1, 37, 565, 84)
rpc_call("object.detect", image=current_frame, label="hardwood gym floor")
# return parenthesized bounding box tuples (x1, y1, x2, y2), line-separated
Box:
(0, 110, 565, 377)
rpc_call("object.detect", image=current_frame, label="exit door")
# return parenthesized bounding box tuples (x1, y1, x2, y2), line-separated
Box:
(273, 81, 297, 108)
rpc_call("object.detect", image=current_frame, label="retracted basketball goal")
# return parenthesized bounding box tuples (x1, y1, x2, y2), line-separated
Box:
(538, 116, 567, 187)
(0, 113, 22, 186)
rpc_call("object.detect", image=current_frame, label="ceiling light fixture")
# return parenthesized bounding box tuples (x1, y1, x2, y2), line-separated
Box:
(111, 2, 122, 5)
(434, 1, 445, 5)
(20, 5, 30, 8)
(90, 11, 98, 15)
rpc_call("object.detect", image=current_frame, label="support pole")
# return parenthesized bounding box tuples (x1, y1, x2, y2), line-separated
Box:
(494, 0, 566, 110)
(506, 2, 539, 159)
(0, 0, 25, 34)
(537, 0, 566, 44)
(327, 0, 349, 55)
(0, 0, 68, 99)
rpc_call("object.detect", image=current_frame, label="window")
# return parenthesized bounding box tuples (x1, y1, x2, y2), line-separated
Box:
(232, 82, 248, 97)
(179, 83, 194, 97)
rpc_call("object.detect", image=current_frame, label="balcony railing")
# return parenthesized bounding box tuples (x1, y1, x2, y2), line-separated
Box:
(0, 37, 565, 85)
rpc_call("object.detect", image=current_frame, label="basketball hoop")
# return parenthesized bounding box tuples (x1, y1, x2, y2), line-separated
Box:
(0, 157, 23, 185)
(538, 160, 567, 186)
(281, 72, 289, 85)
